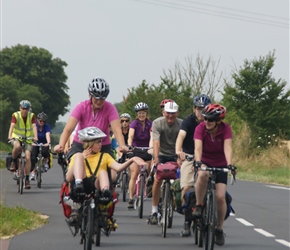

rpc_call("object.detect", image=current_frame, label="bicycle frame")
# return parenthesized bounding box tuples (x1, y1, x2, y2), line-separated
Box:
(134, 164, 148, 219)
(34, 143, 45, 188)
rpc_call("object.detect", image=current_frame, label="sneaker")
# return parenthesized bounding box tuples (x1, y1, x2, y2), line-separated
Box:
(44, 163, 49, 172)
(147, 212, 158, 225)
(25, 180, 31, 189)
(180, 221, 191, 237)
(74, 181, 84, 194)
(192, 204, 202, 218)
(10, 161, 16, 172)
(67, 210, 79, 226)
(30, 172, 36, 181)
(13, 172, 19, 180)
(215, 228, 225, 246)
(127, 199, 134, 209)
(102, 188, 111, 198)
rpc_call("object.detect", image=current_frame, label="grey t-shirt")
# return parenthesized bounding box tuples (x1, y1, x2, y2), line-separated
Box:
(152, 116, 183, 157)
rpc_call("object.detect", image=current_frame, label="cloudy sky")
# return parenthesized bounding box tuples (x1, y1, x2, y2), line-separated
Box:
(1, 0, 289, 122)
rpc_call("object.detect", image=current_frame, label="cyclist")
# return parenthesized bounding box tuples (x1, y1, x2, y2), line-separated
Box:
(7, 100, 38, 189)
(193, 103, 236, 246)
(54, 77, 128, 224)
(30, 112, 52, 180)
(160, 99, 174, 115)
(148, 101, 182, 224)
(66, 126, 146, 226)
(120, 113, 131, 145)
(175, 94, 212, 237)
(127, 102, 152, 209)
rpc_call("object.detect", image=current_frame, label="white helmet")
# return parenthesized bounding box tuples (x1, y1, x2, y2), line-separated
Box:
(88, 77, 110, 99)
(120, 113, 131, 120)
(78, 127, 106, 142)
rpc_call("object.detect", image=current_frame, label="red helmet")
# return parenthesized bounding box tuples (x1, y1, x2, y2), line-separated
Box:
(160, 99, 174, 109)
(201, 104, 226, 120)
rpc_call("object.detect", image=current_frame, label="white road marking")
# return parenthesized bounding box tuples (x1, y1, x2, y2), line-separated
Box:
(265, 185, 290, 191)
(236, 218, 254, 226)
(275, 239, 290, 248)
(254, 228, 275, 237)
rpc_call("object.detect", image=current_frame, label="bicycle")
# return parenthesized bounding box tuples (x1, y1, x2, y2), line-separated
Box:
(34, 143, 50, 188)
(65, 188, 114, 249)
(153, 162, 178, 238)
(8, 136, 34, 194)
(116, 153, 130, 202)
(191, 161, 236, 250)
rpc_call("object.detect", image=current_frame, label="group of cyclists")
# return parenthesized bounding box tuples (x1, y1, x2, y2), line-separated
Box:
(7, 76, 236, 247)
(8, 100, 52, 189)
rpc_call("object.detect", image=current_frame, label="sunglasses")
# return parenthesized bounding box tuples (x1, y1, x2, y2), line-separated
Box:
(121, 120, 129, 123)
(204, 117, 218, 122)
(38, 120, 45, 123)
(21, 107, 29, 110)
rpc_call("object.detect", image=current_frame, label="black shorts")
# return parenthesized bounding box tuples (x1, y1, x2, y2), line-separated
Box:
(158, 155, 178, 164)
(204, 166, 228, 185)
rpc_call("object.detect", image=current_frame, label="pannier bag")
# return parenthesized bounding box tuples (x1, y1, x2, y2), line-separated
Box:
(59, 181, 72, 218)
(156, 161, 179, 180)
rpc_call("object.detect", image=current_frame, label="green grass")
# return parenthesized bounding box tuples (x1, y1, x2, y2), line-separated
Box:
(0, 204, 48, 238)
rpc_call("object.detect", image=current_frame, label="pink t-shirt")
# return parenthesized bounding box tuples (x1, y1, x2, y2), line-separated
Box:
(194, 122, 232, 167)
(71, 100, 119, 145)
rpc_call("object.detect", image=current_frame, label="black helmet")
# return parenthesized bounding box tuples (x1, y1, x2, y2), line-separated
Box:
(193, 94, 212, 108)
(37, 112, 48, 121)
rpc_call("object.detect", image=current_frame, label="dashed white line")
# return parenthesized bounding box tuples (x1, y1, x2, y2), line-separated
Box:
(275, 239, 290, 248)
(254, 228, 275, 237)
(235, 218, 254, 226)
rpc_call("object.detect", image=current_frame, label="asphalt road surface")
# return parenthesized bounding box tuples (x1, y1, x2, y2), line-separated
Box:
(0, 158, 289, 250)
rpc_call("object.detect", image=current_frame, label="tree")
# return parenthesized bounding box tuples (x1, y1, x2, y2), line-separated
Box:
(120, 54, 222, 121)
(222, 51, 290, 148)
(0, 44, 70, 133)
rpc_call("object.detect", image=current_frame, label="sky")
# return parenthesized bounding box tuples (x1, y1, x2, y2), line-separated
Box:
(1, 0, 289, 122)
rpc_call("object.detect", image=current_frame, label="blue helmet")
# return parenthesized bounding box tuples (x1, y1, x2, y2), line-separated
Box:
(193, 94, 212, 108)
(19, 100, 31, 109)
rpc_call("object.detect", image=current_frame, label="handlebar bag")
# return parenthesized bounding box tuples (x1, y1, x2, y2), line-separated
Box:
(156, 161, 178, 180)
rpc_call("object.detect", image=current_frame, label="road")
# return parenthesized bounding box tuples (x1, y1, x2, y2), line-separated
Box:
(0, 158, 289, 250)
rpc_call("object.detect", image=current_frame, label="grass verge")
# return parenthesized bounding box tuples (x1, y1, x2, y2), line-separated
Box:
(0, 204, 48, 238)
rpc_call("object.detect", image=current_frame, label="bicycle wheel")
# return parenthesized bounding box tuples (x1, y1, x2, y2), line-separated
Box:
(203, 190, 217, 250)
(84, 204, 94, 250)
(138, 175, 145, 219)
(19, 160, 25, 194)
(194, 219, 203, 247)
(167, 189, 174, 228)
(37, 158, 43, 188)
(95, 208, 101, 246)
(122, 173, 128, 202)
(161, 182, 169, 238)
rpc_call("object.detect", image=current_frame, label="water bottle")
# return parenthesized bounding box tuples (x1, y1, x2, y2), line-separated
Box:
(63, 196, 74, 207)
(177, 168, 180, 179)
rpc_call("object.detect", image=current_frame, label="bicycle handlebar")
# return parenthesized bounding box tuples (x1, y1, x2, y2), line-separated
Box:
(8, 136, 35, 144)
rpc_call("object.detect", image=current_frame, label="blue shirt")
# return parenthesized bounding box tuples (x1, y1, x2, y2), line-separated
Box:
(36, 122, 51, 144)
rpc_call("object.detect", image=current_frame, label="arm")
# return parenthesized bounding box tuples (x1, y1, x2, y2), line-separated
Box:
(175, 130, 186, 160)
(153, 139, 160, 165)
(32, 123, 38, 141)
(194, 139, 203, 162)
(55, 116, 78, 152)
(224, 138, 233, 165)
(110, 119, 126, 151)
(110, 156, 146, 172)
(127, 127, 135, 146)
(8, 123, 15, 140)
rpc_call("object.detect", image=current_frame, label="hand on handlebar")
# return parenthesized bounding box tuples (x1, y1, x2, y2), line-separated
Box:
(54, 144, 64, 153)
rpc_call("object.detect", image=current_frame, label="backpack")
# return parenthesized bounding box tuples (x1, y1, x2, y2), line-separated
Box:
(225, 191, 235, 220)
(172, 179, 182, 213)
(59, 181, 72, 218)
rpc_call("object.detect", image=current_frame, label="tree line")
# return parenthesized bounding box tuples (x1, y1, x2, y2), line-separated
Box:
(0, 44, 289, 150)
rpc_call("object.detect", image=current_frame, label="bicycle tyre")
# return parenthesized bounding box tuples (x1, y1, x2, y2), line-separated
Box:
(161, 182, 169, 238)
(122, 173, 127, 202)
(203, 190, 217, 250)
(37, 158, 43, 188)
(19, 160, 25, 194)
(138, 175, 145, 219)
(195, 220, 203, 247)
(167, 189, 174, 228)
(95, 209, 101, 246)
(84, 204, 94, 250)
